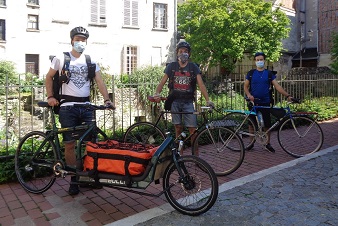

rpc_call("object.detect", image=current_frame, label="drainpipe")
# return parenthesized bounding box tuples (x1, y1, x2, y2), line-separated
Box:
(174, 0, 178, 61)
(299, 0, 306, 67)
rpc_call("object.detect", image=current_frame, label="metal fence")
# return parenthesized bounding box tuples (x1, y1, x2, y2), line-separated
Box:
(1, 71, 338, 157)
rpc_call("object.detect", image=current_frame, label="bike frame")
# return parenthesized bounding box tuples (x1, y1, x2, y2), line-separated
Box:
(37, 102, 189, 192)
(152, 107, 213, 145)
(224, 104, 319, 138)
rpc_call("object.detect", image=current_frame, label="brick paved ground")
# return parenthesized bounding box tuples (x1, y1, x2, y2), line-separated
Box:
(0, 118, 337, 226)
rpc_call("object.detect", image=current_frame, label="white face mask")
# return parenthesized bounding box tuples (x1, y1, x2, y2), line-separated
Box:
(73, 41, 86, 53)
(256, 61, 265, 68)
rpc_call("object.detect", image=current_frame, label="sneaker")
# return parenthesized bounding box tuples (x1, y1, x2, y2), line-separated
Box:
(265, 143, 276, 153)
(68, 176, 80, 195)
(80, 183, 103, 189)
(246, 143, 254, 151)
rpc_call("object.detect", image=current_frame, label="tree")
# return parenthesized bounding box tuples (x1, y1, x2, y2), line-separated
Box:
(330, 32, 338, 74)
(177, 0, 290, 72)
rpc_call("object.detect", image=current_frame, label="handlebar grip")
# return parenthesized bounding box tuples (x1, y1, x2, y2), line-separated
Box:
(291, 97, 301, 104)
(245, 97, 261, 102)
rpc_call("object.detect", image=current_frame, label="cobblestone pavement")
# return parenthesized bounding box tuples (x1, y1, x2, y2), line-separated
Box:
(131, 148, 338, 226)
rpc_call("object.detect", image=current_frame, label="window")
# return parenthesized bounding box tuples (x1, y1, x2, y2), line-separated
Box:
(0, 0, 6, 6)
(28, 0, 39, 5)
(91, 0, 106, 24)
(124, 45, 138, 74)
(153, 3, 167, 29)
(0, 20, 5, 41)
(27, 15, 39, 30)
(124, 0, 138, 27)
(25, 54, 39, 75)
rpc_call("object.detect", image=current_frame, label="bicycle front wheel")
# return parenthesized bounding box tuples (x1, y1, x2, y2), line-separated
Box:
(15, 131, 57, 194)
(163, 156, 218, 216)
(222, 112, 256, 151)
(192, 127, 245, 176)
(123, 122, 165, 146)
(278, 116, 324, 157)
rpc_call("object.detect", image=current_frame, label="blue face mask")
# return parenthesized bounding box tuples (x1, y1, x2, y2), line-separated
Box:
(73, 41, 86, 53)
(178, 53, 189, 63)
(256, 61, 265, 68)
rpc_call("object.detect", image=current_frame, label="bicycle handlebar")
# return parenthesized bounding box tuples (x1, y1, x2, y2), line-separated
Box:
(244, 97, 301, 104)
(289, 97, 301, 104)
(148, 95, 167, 102)
(73, 103, 115, 110)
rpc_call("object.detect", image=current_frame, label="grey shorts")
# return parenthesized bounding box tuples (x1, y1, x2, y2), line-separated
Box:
(171, 100, 197, 128)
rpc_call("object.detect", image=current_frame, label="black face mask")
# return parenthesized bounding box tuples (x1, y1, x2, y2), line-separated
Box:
(178, 53, 189, 63)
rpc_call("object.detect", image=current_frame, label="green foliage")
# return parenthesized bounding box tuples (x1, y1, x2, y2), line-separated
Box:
(0, 60, 19, 95)
(117, 65, 167, 103)
(178, 0, 290, 72)
(90, 63, 114, 101)
(98, 64, 113, 88)
(330, 32, 338, 74)
(289, 97, 338, 121)
(0, 158, 16, 183)
(19, 73, 44, 92)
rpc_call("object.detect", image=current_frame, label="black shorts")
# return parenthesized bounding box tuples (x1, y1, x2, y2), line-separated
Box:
(248, 103, 272, 128)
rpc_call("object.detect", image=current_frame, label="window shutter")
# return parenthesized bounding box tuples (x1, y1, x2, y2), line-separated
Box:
(100, 0, 106, 23)
(124, 0, 138, 26)
(131, 1, 138, 26)
(91, 0, 98, 23)
(124, 0, 131, 25)
(164, 4, 167, 28)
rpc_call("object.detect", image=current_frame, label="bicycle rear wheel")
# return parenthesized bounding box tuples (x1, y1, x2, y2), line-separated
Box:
(192, 127, 245, 176)
(123, 122, 165, 146)
(163, 156, 218, 216)
(15, 131, 57, 194)
(222, 112, 256, 150)
(278, 115, 324, 157)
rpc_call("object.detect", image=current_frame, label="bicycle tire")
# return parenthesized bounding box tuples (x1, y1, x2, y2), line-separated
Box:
(163, 155, 218, 216)
(15, 131, 57, 194)
(222, 112, 257, 151)
(192, 127, 245, 176)
(278, 115, 324, 157)
(123, 122, 166, 146)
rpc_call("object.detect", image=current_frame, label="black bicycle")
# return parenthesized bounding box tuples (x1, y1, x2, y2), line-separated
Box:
(14, 102, 218, 216)
(123, 96, 245, 176)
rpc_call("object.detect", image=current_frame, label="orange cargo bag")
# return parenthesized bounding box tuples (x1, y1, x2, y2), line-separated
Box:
(83, 140, 158, 176)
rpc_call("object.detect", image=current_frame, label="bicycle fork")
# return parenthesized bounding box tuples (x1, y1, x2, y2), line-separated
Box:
(289, 118, 316, 138)
(205, 125, 231, 153)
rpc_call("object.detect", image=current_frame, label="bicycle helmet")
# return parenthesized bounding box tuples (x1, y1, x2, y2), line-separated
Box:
(70, 26, 89, 39)
(254, 52, 266, 59)
(176, 41, 191, 53)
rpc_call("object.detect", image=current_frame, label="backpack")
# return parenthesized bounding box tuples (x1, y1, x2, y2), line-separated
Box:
(247, 69, 276, 106)
(50, 52, 96, 114)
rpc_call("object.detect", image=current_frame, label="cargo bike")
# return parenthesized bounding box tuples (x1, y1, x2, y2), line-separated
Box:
(14, 102, 218, 216)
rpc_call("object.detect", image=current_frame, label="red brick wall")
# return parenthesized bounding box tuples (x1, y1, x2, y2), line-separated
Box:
(318, 0, 338, 54)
